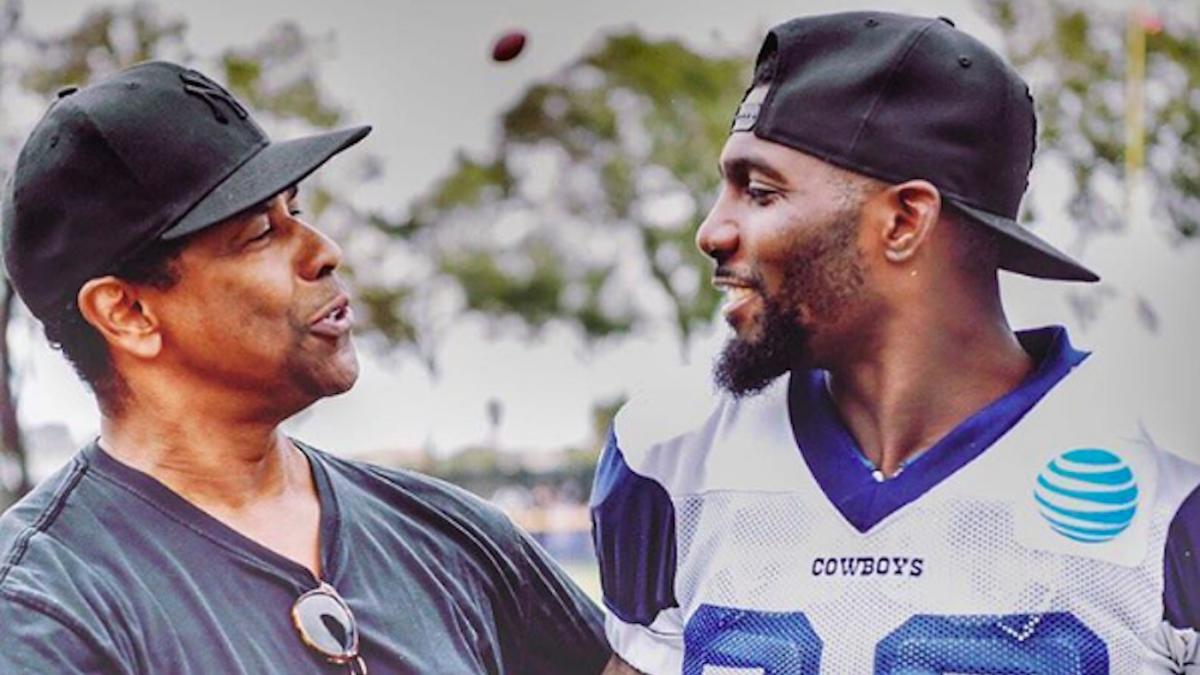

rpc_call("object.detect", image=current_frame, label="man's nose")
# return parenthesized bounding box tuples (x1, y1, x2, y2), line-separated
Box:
(695, 194, 739, 264)
(298, 221, 343, 281)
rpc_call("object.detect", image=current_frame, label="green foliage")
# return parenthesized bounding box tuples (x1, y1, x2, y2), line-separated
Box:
(414, 396, 622, 502)
(19, 4, 186, 94)
(428, 154, 513, 211)
(376, 31, 746, 350)
(440, 245, 566, 328)
(588, 34, 744, 196)
(503, 83, 619, 153)
(420, 444, 599, 504)
(219, 23, 342, 129)
(355, 285, 417, 344)
(589, 395, 626, 441)
(16, 6, 344, 132)
(984, 0, 1200, 240)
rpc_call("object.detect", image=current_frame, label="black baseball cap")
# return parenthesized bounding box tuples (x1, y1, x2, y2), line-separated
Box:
(733, 12, 1098, 282)
(2, 61, 371, 321)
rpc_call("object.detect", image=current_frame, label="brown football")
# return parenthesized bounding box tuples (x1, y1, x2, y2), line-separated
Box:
(491, 31, 527, 62)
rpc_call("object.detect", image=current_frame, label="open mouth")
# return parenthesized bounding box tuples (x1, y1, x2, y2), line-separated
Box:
(310, 298, 353, 338)
(720, 285, 757, 314)
(713, 279, 760, 318)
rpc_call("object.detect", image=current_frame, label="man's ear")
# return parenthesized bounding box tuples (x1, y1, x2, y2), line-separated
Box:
(878, 180, 941, 265)
(76, 277, 162, 359)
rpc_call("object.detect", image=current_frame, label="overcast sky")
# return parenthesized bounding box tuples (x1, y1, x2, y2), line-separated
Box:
(13, 0, 1197, 472)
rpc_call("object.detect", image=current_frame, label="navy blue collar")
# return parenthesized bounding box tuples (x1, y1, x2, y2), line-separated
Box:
(787, 326, 1088, 533)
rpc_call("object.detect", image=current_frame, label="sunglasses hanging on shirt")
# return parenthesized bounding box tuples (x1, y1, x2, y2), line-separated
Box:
(292, 582, 367, 675)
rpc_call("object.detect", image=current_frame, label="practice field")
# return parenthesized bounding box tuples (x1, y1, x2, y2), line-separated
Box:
(518, 507, 602, 601)
(562, 561, 602, 603)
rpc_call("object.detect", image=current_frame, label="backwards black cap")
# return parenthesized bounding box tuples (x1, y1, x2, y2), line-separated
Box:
(2, 61, 371, 321)
(735, 12, 1098, 283)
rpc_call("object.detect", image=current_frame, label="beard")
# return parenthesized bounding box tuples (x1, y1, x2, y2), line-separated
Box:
(713, 287, 810, 397)
(714, 205, 866, 398)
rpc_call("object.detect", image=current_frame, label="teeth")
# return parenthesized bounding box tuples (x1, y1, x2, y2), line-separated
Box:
(718, 285, 757, 314)
(722, 286, 755, 304)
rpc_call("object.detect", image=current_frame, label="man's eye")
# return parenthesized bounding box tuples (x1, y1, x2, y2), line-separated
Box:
(248, 225, 273, 242)
(288, 207, 303, 218)
(746, 186, 777, 205)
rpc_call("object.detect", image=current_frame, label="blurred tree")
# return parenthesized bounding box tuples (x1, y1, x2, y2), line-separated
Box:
(359, 6, 1199, 354)
(983, 0, 1198, 333)
(354, 34, 747, 361)
(0, 2, 367, 508)
(5, 2, 1194, 508)
(413, 397, 626, 505)
(984, 0, 1199, 241)
(589, 395, 626, 445)
(0, 0, 27, 511)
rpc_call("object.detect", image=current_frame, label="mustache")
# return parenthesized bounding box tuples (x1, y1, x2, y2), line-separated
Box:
(713, 266, 765, 291)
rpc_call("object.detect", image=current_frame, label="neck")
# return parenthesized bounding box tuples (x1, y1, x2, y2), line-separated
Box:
(824, 301, 1032, 478)
(99, 388, 308, 511)
(98, 370, 325, 577)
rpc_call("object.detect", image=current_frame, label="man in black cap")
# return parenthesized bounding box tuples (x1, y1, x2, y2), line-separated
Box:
(0, 61, 609, 674)
(593, 12, 1199, 674)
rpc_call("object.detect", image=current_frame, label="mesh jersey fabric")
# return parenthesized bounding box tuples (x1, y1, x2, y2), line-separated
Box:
(591, 326, 1200, 674)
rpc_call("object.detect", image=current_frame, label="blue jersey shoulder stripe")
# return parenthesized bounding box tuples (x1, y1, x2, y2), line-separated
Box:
(589, 428, 678, 626)
(1164, 482, 1200, 630)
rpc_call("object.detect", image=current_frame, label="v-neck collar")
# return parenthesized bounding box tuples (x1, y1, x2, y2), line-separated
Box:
(787, 326, 1088, 533)
(82, 438, 342, 589)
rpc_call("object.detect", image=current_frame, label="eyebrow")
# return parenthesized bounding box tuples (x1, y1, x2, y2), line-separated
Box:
(718, 155, 788, 186)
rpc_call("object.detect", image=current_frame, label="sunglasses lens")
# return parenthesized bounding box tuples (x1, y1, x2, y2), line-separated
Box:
(293, 589, 358, 660)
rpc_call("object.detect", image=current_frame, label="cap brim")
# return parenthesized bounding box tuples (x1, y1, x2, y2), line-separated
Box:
(949, 199, 1100, 283)
(161, 124, 371, 240)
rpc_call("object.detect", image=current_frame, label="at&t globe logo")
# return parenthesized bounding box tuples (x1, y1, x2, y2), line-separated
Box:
(1034, 448, 1139, 544)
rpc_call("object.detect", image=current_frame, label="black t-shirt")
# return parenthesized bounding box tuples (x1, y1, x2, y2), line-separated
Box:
(0, 441, 609, 674)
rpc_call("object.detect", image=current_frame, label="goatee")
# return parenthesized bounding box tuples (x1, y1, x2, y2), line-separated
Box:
(712, 199, 866, 398)
(713, 293, 809, 397)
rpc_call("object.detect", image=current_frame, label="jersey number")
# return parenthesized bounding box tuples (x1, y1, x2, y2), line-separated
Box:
(683, 605, 1108, 674)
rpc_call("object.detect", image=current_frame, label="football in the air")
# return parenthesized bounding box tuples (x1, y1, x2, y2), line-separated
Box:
(491, 31, 527, 62)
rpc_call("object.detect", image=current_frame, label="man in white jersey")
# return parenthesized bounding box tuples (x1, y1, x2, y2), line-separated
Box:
(592, 11, 1200, 675)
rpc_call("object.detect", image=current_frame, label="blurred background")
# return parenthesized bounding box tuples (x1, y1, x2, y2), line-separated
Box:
(0, 0, 1195, 597)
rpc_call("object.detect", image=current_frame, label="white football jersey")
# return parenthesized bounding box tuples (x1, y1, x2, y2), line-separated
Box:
(591, 327, 1200, 674)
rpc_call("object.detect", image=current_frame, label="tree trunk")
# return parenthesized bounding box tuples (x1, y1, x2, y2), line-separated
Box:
(0, 279, 28, 510)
